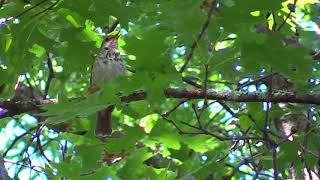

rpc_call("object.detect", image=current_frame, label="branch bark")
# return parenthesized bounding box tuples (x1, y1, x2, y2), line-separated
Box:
(122, 88, 320, 105)
(1, 88, 320, 117)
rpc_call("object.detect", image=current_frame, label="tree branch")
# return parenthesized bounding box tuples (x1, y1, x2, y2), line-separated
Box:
(43, 53, 55, 99)
(31, 0, 61, 18)
(0, 0, 49, 26)
(277, 0, 298, 31)
(1, 88, 320, 117)
(178, 1, 217, 73)
(2, 126, 37, 157)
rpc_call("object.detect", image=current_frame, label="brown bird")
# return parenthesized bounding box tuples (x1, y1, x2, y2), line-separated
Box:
(90, 33, 126, 138)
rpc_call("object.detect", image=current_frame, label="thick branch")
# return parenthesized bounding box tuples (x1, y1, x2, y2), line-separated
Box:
(0, 99, 56, 117)
(1, 88, 320, 117)
(122, 89, 320, 105)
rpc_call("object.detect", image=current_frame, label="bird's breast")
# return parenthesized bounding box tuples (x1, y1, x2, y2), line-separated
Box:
(91, 59, 126, 86)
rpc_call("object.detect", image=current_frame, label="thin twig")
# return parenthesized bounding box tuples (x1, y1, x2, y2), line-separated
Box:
(43, 52, 55, 99)
(182, 76, 202, 88)
(218, 101, 236, 116)
(25, 151, 32, 179)
(19, 122, 47, 159)
(61, 140, 68, 161)
(162, 99, 188, 117)
(0, 0, 5, 8)
(192, 103, 202, 128)
(80, 171, 95, 176)
(180, 121, 265, 141)
(264, 73, 278, 179)
(271, 11, 277, 31)
(4, 160, 43, 173)
(14, 0, 48, 18)
(302, 109, 313, 179)
(2, 126, 37, 157)
(216, 152, 230, 163)
(204, 108, 223, 128)
(183, 75, 237, 89)
(247, 140, 260, 179)
(272, 146, 279, 180)
(198, 100, 217, 118)
(202, 24, 211, 108)
(31, 0, 61, 18)
(202, 64, 209, 108)
(217, 101, 254, 141)
(237, 73, 277, 90)
(0, 0, 49, 25)
(36, 135, 51, 162)
(159, 114, 185, 134)
(19, 132, 38, 156)
(209, 80, 237, 85)
(24, 74, 36, 100)
(253, 166, 261, 180)
(220, 37, 237, 42)
(264, 71, 273, 131)
(277, 0, 298, 31)
(179, 1, 217, 73)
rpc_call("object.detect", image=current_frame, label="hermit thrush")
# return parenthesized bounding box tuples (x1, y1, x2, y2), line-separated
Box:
(90, 33, 126, 138)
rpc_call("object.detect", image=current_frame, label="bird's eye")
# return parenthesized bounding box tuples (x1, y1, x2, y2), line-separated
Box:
(104, 47, 109, 50)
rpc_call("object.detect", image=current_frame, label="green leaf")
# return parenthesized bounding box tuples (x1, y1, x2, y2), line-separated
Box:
(106, 126, 145, 152)
(182, 134, 219, 153)
(239, 115, 253, 130)
(158, 0, 205, 44)
(54, 161, 82, 178)
(0, 33, 12, 53)
(150, 120, 181, 150)
(117, 147, 153, 179)
(40, 91, 116, 124)
(0, 117, 12, 128)
(80, 166, 118, 180)
(82, 19, 103, 48)
(279, 141, 300, 164)
(121, 101, 153, 119)
(57, 133, 100, 146)
(76, 144, 104, 171)
(28, 43, 46, 58)
(57, 8, 85, 28)
(240, 33, 312, 81)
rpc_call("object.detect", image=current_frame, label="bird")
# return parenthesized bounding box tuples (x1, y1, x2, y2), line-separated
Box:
(89, 33, 126, 138)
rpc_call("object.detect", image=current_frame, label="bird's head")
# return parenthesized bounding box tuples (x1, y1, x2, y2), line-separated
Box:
(103, 33, 120, 50)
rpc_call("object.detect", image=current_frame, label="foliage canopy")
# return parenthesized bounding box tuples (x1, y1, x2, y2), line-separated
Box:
(0, 0, 320, 179)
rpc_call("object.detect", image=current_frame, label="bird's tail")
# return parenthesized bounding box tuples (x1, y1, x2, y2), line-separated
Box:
(95, 105, 115, 138)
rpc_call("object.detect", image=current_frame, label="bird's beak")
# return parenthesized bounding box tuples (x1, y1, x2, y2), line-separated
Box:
(111, 32, 120, 41)
(115, 32, 120, 38)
